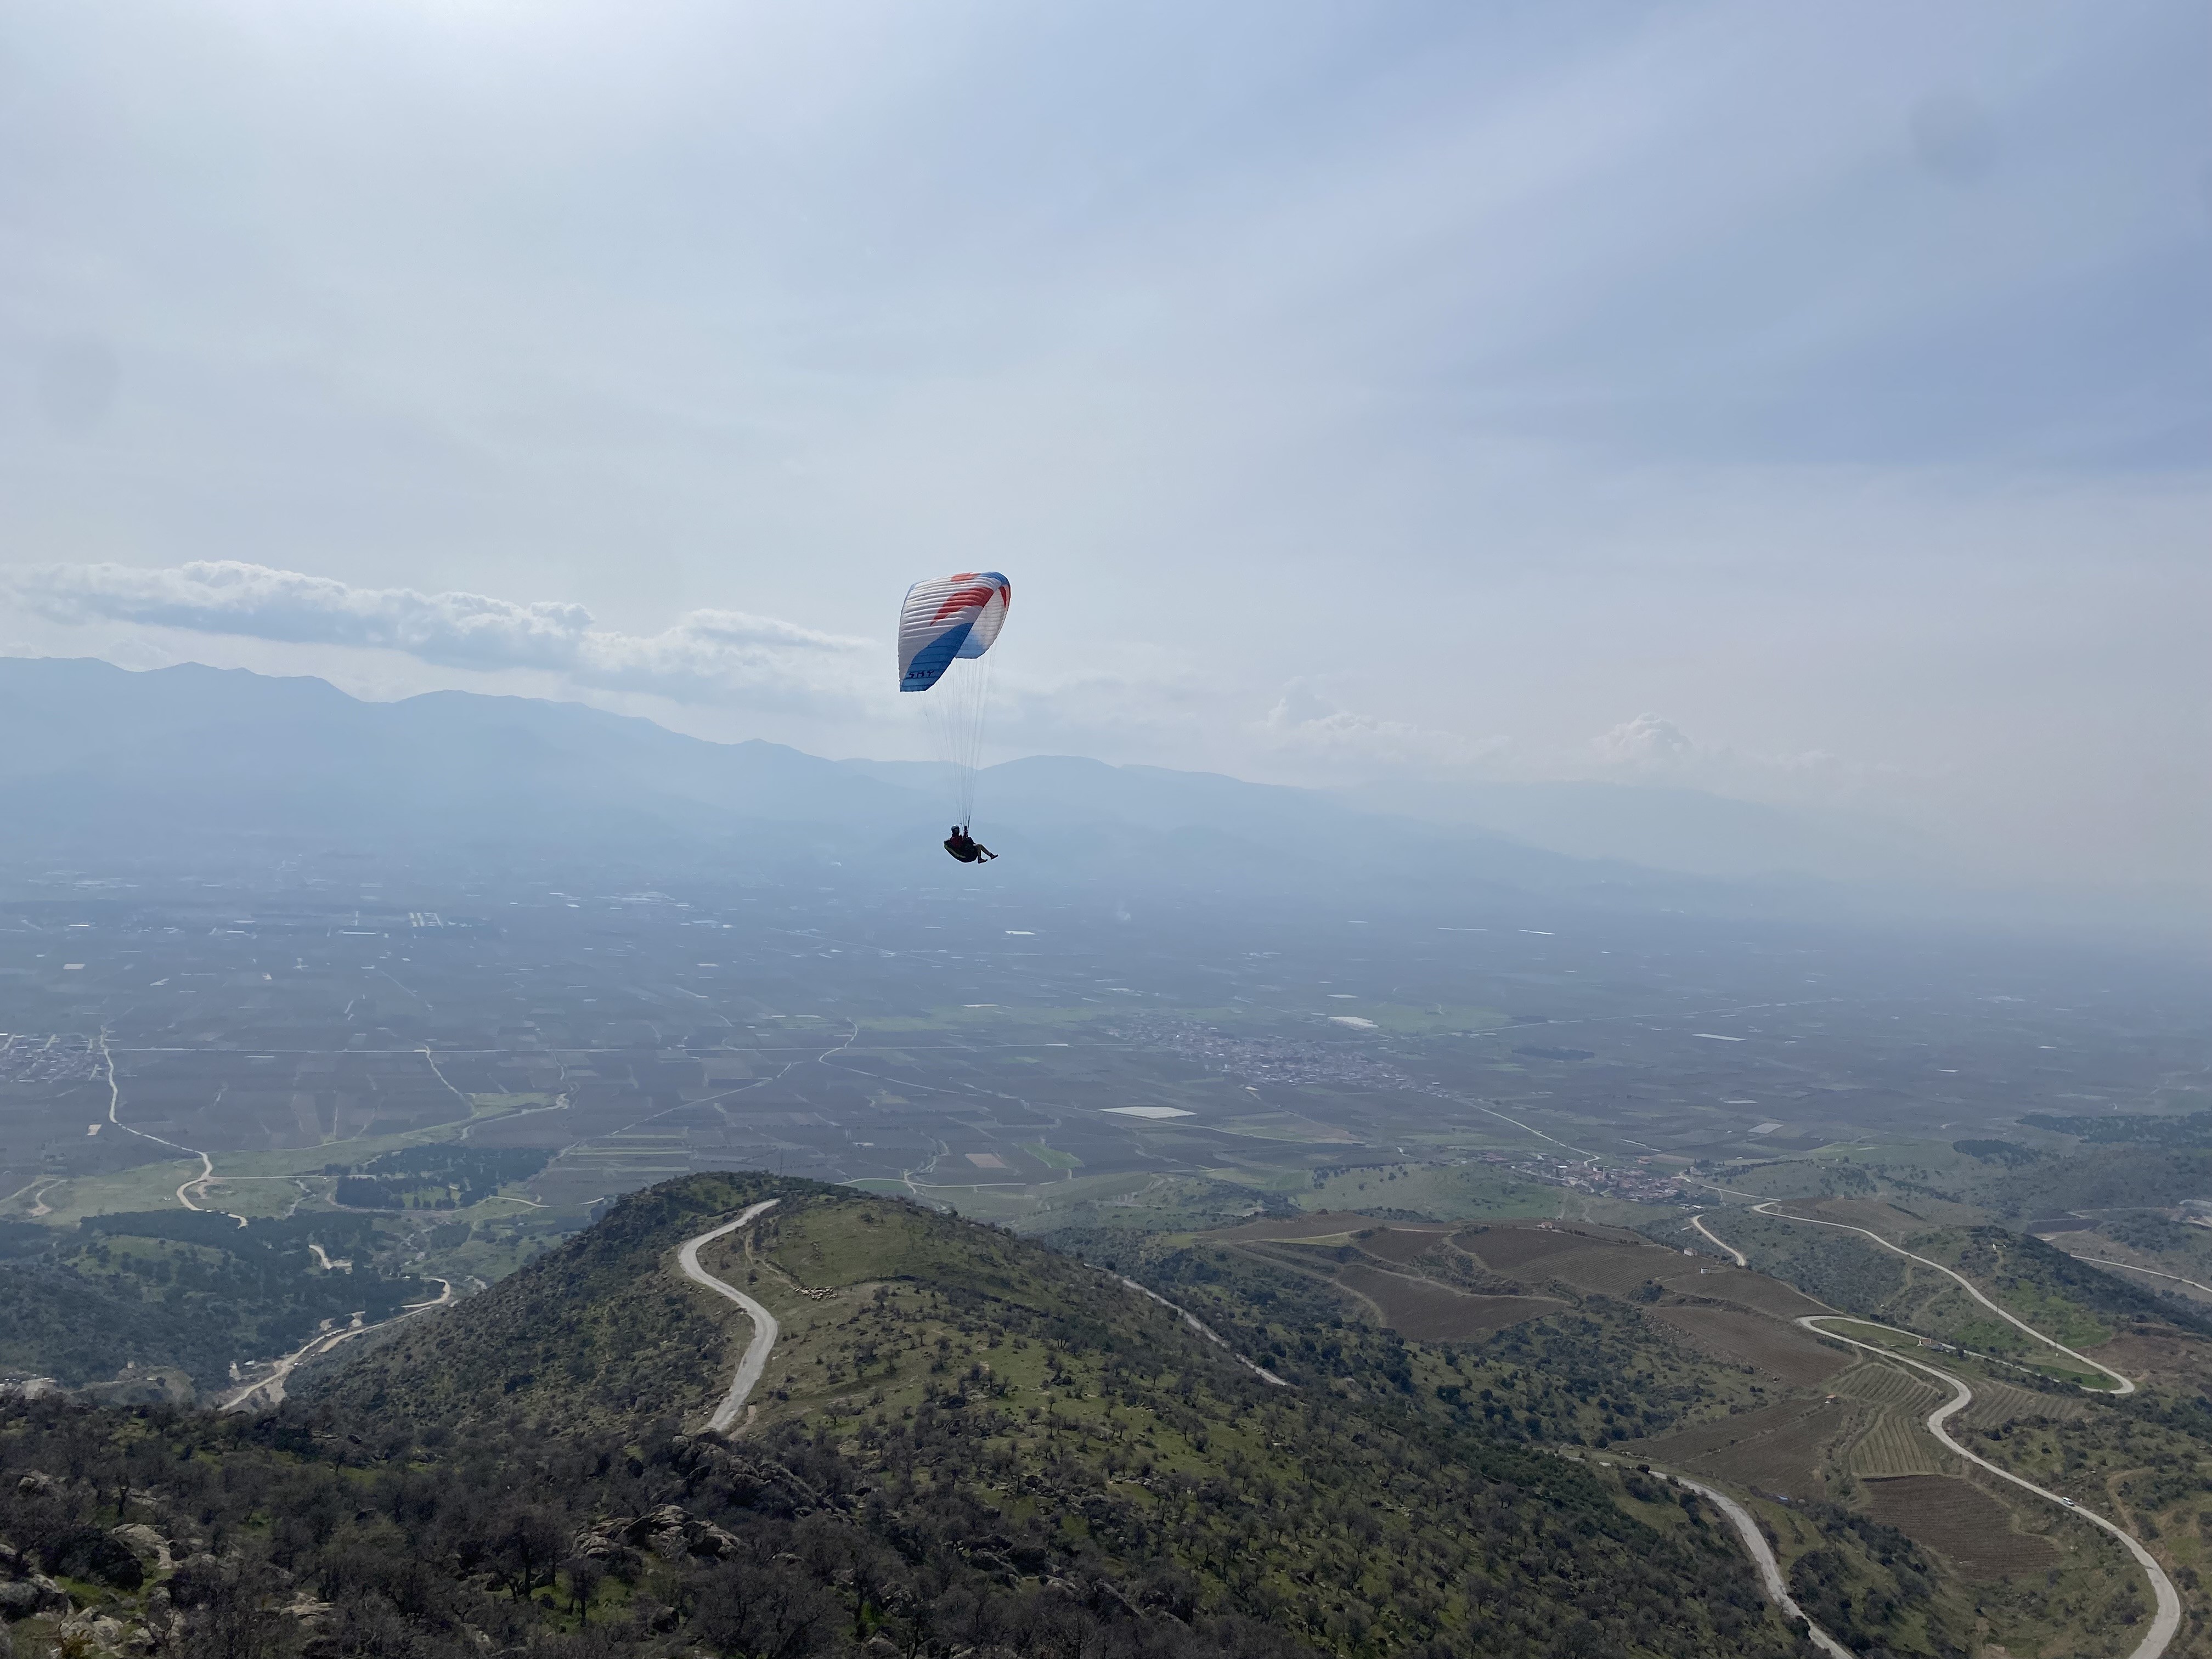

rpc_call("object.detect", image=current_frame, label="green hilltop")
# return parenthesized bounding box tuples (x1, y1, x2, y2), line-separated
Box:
(298, 1173, 1799, 1659)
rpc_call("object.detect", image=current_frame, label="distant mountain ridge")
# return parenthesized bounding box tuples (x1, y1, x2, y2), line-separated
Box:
(3, 652, 2188, 936)
(0, 656, 1683, 905)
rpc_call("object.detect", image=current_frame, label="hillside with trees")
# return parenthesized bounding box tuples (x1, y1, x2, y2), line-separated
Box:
(0, 1175, 1808, 1659)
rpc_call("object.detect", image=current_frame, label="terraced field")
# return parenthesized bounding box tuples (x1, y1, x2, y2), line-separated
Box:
(1230, 1195, 2182, 1659)
(1953, 1378, 2092, 1430)
(1847, 1411, 1951, 1478)
(1828, 1359, 1943, 1410)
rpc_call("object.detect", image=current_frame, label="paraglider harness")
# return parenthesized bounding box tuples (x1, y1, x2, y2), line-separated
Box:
(944, 826, 996, 864)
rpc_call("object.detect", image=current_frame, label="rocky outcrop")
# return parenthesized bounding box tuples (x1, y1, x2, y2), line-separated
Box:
(0, 1573, 71, 1620)
(55, 1607, 131, 1653)
(664, 1435, 831, 1515)
(575, 1504, 743, 1565)
(109, 1525, 173, 1575)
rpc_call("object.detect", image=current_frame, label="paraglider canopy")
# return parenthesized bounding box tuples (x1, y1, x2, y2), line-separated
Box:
(899, 573, 1010, 692)
(898, 572, 1011, 837)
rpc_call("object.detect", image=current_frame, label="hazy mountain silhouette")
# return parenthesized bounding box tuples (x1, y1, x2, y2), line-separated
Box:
(0, 655, 1941, 916)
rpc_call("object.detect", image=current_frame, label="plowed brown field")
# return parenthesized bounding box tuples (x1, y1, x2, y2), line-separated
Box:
(1632, 1398, 1822, 1458)
(1462, 1227, 1826, 1321)
(1532, 1246, 1661, 1296)
(1630, 1398, 1850, 1500)
(1690, 1401, 1850, 1498)
(1353, 1227, 1452, 1265)
(1333, 1262, 1564, 1339)
(1457, 1225, 1609, 1271)
(1675, 1269, 1827, 1321)
(1649, 1304, 1848, 1385)
(1860, 1476, 2059, 1581)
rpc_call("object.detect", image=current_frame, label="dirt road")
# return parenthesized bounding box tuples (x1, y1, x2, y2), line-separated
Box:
(220, 1276, 454, 1412)
(1687, 1212, 1747, 1266)
(678, 1199, 783, 1433)
(1670, 1474, 1853, 1659)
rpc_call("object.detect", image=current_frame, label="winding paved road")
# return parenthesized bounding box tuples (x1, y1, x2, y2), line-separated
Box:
(1670, 1474, 1854, 1659)
(1687, 1212, 1747, 1266)
(219, 1276, 454, 1412)
(1694, 1201, 2177, 1653)
(2064, 1253, 2212, 1301)
(678, 1199, 783, 1433)
(1800, 1315, 2180, 1659)
(1572, 1451, 1850, 1656)
(94, 1032, 252, 1228)
(1747, 1199, 2133, 1394)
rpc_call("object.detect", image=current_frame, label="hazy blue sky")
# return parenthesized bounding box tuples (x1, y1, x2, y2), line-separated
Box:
(3, 1, 2207, 888)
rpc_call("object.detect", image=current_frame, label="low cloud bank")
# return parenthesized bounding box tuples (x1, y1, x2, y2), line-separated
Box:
(1262, 682, 1848, 800)
(8, 561, 873, 706)
(1592, 713, 1836, 781)
(1261, 679, 1513, 770)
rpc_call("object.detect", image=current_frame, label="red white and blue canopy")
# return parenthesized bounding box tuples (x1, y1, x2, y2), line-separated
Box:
(897, 572, 1011, 692)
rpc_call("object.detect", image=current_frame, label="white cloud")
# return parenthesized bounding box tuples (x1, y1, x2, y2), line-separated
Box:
(1590, 712, 1844, 791)
(5, 561, 874, 708)
(1261, 680, 1514, 771)
(1590, 712, 1699, 769)
(1257, 689, 1863, 806)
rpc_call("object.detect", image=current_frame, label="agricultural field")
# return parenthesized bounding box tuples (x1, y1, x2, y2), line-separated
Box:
(1705, 1200, 2204, 1385)
(1332, 1261, 1561, 1340)
(1951, 1378, 2091, 1430)
(1846, 1411, 1952, 1478)
(1830, 1358, 1944, 1410)
(1858, 1476, 2063, 1581)
(8, 846, 2205, 1289)
(1631, 1398, 1854, 1499)
(1645, 1304, 1847, 1386)
(1351, 1223, 1455, 1265)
